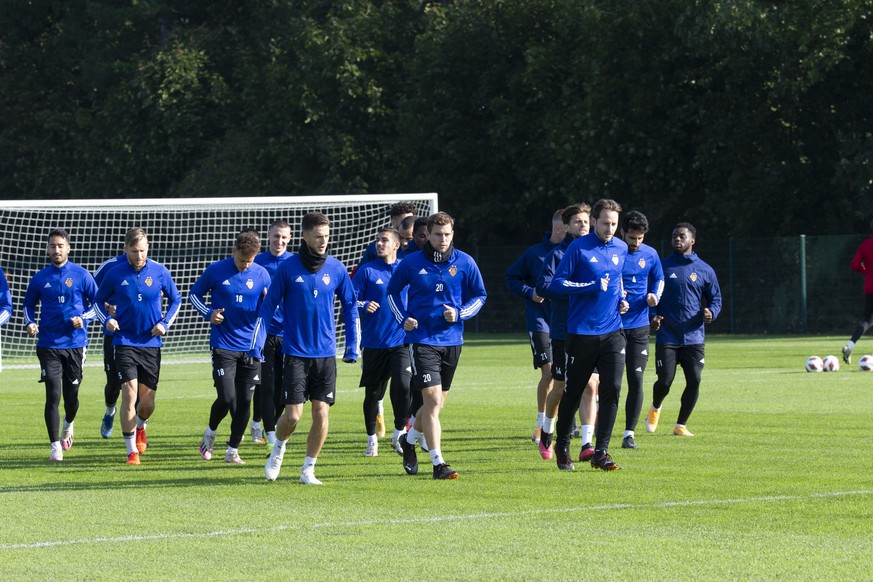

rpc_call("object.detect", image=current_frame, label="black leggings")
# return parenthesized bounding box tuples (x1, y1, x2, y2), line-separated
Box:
(624, 325, 650, 432)
(652, 344, 704, 425)
(258, 335, 285, 433)
(209, 380, 255, 448)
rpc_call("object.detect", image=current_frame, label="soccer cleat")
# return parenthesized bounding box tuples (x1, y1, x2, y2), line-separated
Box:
(842, 345, 852, 365)
(264, 446, 285, 481)
(391, 431, 406, 455)
(622, 435, 639, 449)
(126, 452, 141, 465)
(433, 463, 458, 480)
(135, 428, 148, 454)
(538, 432, 554, 460)
(556, 447, 575, 471)
(375, 414, 386, 438)
(645, 406, 661, 433)
(224, 449, 245, 465)
(61, 431, 74, 451)
(673, 425, 694, 437)
(251, 425, 265, 445)
(100, 413, 115, 439)
(299, 470, 323, 485)
(365, 439, 378, 457)
(578, 442, 595, 462)
(399, 434, 418, 475)
(49, 447, 63, 462)
(418, 432, 430, 452)
(590, 450, 619, 471)
(199, 431, 216, 461)
(531, 426, 542, 445)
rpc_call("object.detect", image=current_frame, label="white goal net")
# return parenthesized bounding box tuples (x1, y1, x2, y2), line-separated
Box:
(0, 194, 438, 368)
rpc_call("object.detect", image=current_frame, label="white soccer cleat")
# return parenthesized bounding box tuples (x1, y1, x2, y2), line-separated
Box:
(364, 440, 378, 457)
(199, 431, 216, 461)
(264, 446, 285, 481)
(391, 430, 406, 455)
(224, 449, 246, 465)
(251, 424, 265, 445)
(418, 432, 429, 452)
(61, 429, 74, 451)
(299, 470, 323, 485)
(49, 447, 63, 462)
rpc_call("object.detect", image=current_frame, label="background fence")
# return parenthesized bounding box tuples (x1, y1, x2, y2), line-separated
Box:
(473, 234, 869, 336)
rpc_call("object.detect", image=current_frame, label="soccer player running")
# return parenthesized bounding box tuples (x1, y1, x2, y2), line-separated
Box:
(619, 211, 663, 449)
(548, 199, 629, 471)
(645, 223, 721, 437)
(537, 204, 600, 462)
(23, 229, 98, 461)
(505, 210, 565, 445)
(353, 227, 412, 457)
(357, 202, 416, 269)
(93, 252, 126, 438)
(191, 230, 271, 464)
(252, 219, 293, 447)
(841, 219, 873, 365)
(94, 228, 182, 465)
(388, 211, 487, 480)
(252, 212, 359, 485)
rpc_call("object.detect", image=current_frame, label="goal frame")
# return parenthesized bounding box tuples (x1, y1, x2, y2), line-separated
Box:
(0, 193, 439, 369)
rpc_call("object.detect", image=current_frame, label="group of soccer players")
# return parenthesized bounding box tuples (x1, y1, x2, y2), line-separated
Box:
(506, 199, 722, 470)
(13, 203, 487, 484)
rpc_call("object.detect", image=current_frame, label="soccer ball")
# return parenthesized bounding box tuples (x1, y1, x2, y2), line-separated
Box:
(822, 355, 840, 372)
(805, 356, 823, 373)
(859, 354, 873, 372)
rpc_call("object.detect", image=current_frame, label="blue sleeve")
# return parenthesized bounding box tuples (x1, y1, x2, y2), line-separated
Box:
(505, 251, 533, 300)
(705, 267, 723, 321)
(338, 269, 360, 360)
(80, 271, 99, 322)
(548, 249, 599, 296)
(22, 274, 40, 326)
(649, 254, 665, 301)
(352, 266, 369, 311)
(386, 262, 410, 325)
(249, 265, 286, 359)
(161, 268, 183, 329)
(188, 266, 215, 321)
(536, 252, 557, 299)
(458, 260, 487, 321)
(0, 270, 11, 327)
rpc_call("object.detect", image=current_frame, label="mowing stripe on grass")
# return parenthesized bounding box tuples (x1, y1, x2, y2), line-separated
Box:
(2, 489, 869, 551)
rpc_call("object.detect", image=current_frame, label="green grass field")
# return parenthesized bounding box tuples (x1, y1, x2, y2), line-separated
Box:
(1, 334, 871, 580)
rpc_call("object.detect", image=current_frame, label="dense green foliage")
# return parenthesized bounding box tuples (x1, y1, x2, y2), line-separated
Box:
(3, 1, 873, 242)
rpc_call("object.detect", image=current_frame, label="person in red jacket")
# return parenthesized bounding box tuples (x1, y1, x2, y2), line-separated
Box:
(842, 220, 873, 365)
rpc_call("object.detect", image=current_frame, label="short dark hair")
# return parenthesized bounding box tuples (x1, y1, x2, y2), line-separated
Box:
(621, 211, 649, 233)
(390, 202, 417, 218)
(235, 230, 261, 256)
(592, 199, 622, 220)
(562, 203, 591, 225)
(399, 215, 417, 231)
(413, 217, 428, 233)
(427, 211, 454, 231)
(48, 229, 69, 242)
(674, 222, 697, 239)
(377, 227, 401, 243)
(302, 212, 330, 232)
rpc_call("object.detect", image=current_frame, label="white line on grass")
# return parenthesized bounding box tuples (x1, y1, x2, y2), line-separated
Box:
(1, 489, 869, 551)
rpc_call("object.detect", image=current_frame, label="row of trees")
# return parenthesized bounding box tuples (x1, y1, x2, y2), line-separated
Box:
(2, 1, 872, 243)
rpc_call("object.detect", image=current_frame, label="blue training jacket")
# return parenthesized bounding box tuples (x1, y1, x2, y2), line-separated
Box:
(0, 267, 11, 328)
(353, 258, 407, 349)
(535, 235, 574, 341)
(655, 251, 722, 346)
(386, 248, 486, 346)
(548, 232, 628, 336)
(505, 232, 558, 333)
(23, 261, 98, 349)
(249, 254, 359, 360)
(254, 250, 293, 338)
(94, 258, 182, 348)
(621, 243, 664, 330)
(189, 257, 271, 351)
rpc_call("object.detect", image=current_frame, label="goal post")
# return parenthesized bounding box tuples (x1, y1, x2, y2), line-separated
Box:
(0, 193, 439, 368)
